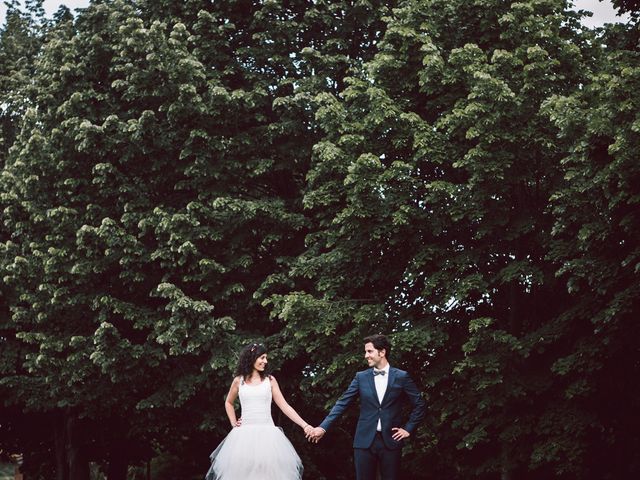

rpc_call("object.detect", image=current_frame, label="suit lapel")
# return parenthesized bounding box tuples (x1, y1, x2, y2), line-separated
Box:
(380, 367, 397, 406)
(367, 368, 380, 406)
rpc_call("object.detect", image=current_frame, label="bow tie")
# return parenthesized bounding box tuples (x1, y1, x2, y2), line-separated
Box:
(373, 369, 386, 376)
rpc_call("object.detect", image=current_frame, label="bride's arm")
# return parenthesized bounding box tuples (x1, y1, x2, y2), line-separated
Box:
(270, 376, 313, 436)
(224, 377, 242, 428)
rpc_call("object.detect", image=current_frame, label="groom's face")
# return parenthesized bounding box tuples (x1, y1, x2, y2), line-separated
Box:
(364, 342, 385, 368)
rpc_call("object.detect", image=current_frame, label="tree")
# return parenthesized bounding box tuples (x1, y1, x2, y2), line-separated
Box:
(273, 0, 602, 478)
(610, 0, 640, 19)
(544, 17, 640, 477)
(0, 2, 72, 478)
(4, 1, 638, 478)
(1, 1, 393, 478)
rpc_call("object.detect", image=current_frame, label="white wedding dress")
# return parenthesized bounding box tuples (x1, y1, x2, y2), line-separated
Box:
(205, 376, 303, 480)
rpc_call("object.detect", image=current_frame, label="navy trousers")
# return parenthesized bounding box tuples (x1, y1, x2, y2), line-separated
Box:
(353, 432, 402, 480)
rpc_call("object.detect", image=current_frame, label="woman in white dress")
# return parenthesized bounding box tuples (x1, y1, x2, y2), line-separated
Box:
(205, 342, 313, 480)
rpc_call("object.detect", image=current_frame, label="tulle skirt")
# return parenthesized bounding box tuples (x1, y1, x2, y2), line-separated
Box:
(205, 424, 303, 480)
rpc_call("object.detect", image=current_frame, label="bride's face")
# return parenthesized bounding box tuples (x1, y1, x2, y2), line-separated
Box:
(253, 353, 268, 372)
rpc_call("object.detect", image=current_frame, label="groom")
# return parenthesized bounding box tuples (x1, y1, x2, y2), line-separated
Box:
(308, 334, 426, 480)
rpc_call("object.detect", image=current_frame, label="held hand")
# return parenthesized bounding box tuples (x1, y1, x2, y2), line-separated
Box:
(391, 427, 410, 441)
(306, 427, 325, 443)
(304, 426, 317, 441)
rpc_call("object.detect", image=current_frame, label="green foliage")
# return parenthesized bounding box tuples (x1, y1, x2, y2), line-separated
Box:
(1, 0, 393, 478)
(543, 32, 640, 477)
(274, 0, 637, 478)
(1, 1, 639, 479)
(610, 0, 640, 18)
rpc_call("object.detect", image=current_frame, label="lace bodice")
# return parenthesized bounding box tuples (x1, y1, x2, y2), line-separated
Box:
(239, 376, 274, 426)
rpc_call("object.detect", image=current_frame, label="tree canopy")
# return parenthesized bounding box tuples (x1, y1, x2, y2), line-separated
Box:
(1, 1, 639, 479)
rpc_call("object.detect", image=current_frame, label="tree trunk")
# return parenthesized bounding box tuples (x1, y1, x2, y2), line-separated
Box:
(500, 445, 513, 480)
(106, 444, 128, 480)
(54, 414, 68, 480)
(66, 414, 90, 480)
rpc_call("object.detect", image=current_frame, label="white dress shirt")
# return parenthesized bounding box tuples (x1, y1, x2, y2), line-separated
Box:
(374, 364, 390, 431)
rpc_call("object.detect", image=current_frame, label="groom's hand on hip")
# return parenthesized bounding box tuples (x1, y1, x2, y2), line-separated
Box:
(391, 427, 410, 441)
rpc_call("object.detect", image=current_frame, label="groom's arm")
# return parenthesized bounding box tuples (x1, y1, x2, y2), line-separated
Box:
(318, 373, 360, 432)
(401, 373, 426, 434)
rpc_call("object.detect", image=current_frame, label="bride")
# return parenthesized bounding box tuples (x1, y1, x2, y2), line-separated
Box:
(205, 342, 313, 480)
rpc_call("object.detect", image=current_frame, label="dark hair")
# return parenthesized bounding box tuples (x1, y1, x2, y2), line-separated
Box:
(234, 342, 269, 381)
(364, 334, 391, 359)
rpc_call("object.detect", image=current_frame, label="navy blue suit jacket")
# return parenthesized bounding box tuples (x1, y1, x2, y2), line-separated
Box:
(319, 367, 426, 450)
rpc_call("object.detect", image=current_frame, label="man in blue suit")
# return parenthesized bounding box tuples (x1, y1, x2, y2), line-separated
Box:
(308, 334, 426, 480)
